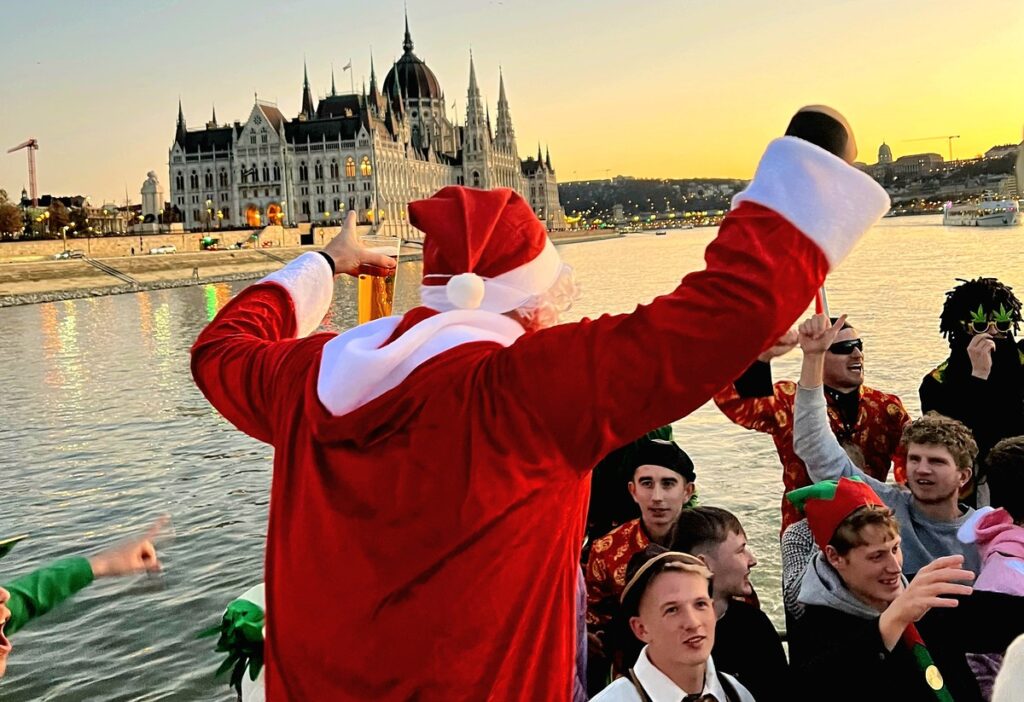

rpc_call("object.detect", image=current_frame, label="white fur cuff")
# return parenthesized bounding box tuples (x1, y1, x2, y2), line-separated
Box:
(262, 252, 334, 338)
(732, 137, 891, 269)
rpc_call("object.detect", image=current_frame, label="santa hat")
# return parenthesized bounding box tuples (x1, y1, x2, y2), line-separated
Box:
(409, 187, 563, 313)
(786, 477, 886, 550)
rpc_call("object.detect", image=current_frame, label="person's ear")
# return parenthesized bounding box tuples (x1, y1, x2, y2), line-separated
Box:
(683, 481, 695, 501)
(629, 615, 651, 643)
(824, 544, 844, 570)
(627, 481, 638, 502)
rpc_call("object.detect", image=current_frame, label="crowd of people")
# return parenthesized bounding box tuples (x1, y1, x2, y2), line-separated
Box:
(4, 104, 1024, 701)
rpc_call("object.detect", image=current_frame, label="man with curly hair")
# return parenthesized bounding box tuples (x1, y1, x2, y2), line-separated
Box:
(794, 314, 980, 577)
(921, 277, 1024, 502)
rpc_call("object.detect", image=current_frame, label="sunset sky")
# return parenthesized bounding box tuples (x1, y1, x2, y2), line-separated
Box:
(2, 0, 1022, 204)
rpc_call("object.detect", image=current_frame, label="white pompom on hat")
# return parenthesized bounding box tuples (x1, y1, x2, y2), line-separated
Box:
(411, 186, 563, 313)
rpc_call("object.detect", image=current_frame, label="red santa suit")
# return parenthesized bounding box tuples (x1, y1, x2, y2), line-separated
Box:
(191, 137, 890, 701)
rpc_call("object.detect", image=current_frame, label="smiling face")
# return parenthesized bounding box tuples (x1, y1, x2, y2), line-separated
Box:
(0, 586, 11, 678)
(629, 465, 694, 538)
(827, 526, 904, 611)
(823, 327, 864, 391)
(906, 442, 971, 506)
(629, 569, 717, 670)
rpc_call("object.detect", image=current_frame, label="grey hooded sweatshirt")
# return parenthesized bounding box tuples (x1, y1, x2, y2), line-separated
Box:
(793, 384, 980, 577)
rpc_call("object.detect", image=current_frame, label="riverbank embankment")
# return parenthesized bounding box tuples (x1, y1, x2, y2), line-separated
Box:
(0, 230, 622, 307)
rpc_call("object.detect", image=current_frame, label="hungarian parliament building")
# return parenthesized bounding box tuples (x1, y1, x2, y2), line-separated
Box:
(168, 19, 566, 238)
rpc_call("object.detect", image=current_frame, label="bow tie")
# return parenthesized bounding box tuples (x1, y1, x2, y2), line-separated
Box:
(682, 695, 718, 702)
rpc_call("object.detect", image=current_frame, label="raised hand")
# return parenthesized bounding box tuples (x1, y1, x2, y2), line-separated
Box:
(322, 211, 398, 278)
(799, 313, 848, 356)
(785, 105, 858, 164)
(757, 328, 799, 362)
(88, 516, 167, 578)
(967, 333, 996, 380)
(878, 555, 975, 650)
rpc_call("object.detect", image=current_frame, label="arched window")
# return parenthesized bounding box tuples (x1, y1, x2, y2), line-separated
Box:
(345, 157, 356, 178)
(175, 172, 185, 190)
(314, 161, 323, 179)
(262, 162, 270, 182)
(218, 170, 228, 187)
(471, 170, 481, 188)
(299, 161, 308, 182)
(333, 198, 341, 211)
(348, 196, 356, 211)
(190, 171, 199, 189)
(204, 171, 213, 188)
(317, 199, 325, 214)
(273, 163, 281, 180)
(360, 156, 372, 177)
(330, 160, 339, 179)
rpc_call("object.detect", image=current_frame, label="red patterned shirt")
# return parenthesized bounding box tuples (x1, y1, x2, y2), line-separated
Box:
(585, 518, 650, 633)
(715, 374, 909, 533)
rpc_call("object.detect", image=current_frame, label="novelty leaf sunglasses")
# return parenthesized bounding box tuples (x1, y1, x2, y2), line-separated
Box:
(967, 304, 1015, 334)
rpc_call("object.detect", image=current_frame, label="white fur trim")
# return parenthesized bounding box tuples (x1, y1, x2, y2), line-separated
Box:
(420, 237, 563, 313)
(317, 310, 525, 415)
(732, 137, 891, 269)
(261, 252, 334, 338)
(957, 505, 994, 544)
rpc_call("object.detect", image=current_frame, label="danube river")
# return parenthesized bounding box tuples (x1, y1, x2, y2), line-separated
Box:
(2, 214, 1024, 700)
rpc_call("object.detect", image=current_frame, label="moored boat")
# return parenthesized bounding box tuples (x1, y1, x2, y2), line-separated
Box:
(943, 199, 1020, 227)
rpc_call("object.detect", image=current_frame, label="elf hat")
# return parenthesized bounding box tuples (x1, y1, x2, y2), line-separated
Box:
(787, 477, 887, 550)
(409, 186, 564, 314)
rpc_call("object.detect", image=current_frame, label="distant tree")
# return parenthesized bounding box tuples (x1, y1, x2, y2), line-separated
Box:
(47, 201, 69, 235)
(69, 207, 90, 235)
(0, 189, 8, 204)
(0, 202, 22, 236)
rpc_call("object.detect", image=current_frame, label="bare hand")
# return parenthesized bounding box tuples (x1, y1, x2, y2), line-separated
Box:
(967, 333, 996, 380)
(88, 516, 167, 578)
(322, 211, 397, 278)
(798, 313, 848, 355)
(788, 105, 857, 163)
(878, 555, 974, 649)
(758, 329, 799, 362)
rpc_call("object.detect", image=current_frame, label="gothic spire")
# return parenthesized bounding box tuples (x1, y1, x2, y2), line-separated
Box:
(331, 65, 337, 96)
(537, 143, 543, 162)
(403, 9, 414, 54)
(495, 67, 516, 150)
(545, 145, 552, 170)
(468, 50, 480, 97)
(301, 60, 315, 119)
(175, 99, 186, 143)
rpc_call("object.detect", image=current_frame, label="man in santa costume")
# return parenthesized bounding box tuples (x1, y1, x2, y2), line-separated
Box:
(191, 106, 890, 701)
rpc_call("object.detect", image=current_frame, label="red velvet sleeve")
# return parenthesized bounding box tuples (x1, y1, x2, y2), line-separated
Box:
(486, 203, 831, 470)
(190, 282, 331, 443)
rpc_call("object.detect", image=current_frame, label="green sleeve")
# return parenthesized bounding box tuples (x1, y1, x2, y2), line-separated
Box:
(3, 557, 95, 635)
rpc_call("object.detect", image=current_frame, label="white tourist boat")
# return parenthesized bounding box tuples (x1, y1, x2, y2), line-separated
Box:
(942, 199, 1020, 227)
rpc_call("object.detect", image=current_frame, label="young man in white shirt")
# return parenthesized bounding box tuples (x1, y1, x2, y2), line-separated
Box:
(592, 545, 756, 702)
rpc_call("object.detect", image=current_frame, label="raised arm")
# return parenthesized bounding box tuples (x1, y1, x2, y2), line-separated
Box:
(191, 213, 395, 443)
(492, 133, 891, 470)
(792, 313, 864, 483)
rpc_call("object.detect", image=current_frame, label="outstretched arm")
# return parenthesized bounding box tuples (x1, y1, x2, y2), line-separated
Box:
(493, 126, 891, 470)
(191, 212, 395, 443)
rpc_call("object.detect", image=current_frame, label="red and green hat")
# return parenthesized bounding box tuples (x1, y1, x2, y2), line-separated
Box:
(786, 477, 886, 550)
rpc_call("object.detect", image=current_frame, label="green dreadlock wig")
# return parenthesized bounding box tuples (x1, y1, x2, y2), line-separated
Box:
(939, 277, 1022, 347)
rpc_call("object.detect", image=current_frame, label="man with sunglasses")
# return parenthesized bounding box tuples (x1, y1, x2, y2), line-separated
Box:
(794, 314, 980, 577)
(921, 277, 1024, 504)
(714, 316, 910, 532)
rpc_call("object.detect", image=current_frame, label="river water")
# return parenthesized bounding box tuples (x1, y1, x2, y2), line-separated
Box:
(2, 214, 1023, 700)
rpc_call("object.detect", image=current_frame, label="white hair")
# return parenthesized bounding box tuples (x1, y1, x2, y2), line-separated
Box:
(512, 263, 582, 331)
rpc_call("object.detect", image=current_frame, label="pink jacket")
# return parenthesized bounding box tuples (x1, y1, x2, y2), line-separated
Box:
(959, 507, 1024, 596)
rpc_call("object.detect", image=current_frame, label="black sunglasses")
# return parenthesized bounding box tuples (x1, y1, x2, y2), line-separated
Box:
(828, 338, 863, 355)
(968, 319, 1013, 334)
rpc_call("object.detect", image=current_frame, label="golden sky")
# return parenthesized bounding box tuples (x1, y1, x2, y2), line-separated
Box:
(2, 0, 1021, 203)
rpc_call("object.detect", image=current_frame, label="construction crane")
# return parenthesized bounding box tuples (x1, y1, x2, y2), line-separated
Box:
(7, 139, 39, 207)
(903, 135, 960, 162)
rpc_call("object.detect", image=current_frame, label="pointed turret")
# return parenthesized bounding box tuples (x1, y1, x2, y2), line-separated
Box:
(486, 104, 492, 140)
(301, 61, 315, 119)
(403, 10, 414, 54)
(495, 68, 517, 152)
(331, 65, 337, 96)
(545, 146, 552, 170)
(175, 99, 187, 144)
(368, 54, 384, 115)
(537, 143, 543, 163)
